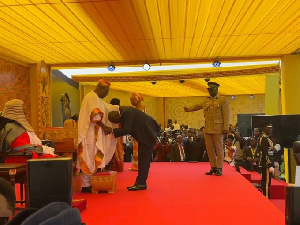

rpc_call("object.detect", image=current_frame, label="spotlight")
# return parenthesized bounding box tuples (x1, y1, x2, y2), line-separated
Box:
(179, 79, 185, 83)
(212, 60, 221, 67)
(250, 95, 254, 99)
(142, 62, 151, 71)
(151, 81, 157, 85)
(107, 64, 115, 72)
(231, 95, 235, 99)
(204, 78, 210, 82)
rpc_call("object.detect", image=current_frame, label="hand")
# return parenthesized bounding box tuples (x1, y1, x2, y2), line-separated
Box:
(269, 167, 275, 174)
(222, 130, 228, 135)
(103, 127, 112, 135)
(184, 106, 189, 112)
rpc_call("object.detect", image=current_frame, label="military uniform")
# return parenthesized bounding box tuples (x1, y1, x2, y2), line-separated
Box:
(189, 94, 230, 171)
(258, 132, 274, 198)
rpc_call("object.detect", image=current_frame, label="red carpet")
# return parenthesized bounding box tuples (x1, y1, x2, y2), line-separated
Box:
(74, 163, 284, 225)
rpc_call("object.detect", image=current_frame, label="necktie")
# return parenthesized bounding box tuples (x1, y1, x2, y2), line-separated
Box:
(179, 144, 184, 160)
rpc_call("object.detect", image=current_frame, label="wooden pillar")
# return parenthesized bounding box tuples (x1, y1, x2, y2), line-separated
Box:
(30, 61, 51, 136)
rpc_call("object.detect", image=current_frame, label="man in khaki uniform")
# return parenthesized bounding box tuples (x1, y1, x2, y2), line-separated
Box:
(184, 82, 230, 176)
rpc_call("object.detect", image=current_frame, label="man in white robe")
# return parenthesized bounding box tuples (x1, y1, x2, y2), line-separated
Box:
(77, 79, 118, 193)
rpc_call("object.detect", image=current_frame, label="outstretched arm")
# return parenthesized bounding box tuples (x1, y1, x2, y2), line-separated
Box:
(184, 103, 203, 112)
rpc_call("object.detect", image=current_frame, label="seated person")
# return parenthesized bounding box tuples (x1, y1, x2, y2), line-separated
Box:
(7, 202, 82, 225)
(190, 132, 205, 162)
(182, 129, 195, 162)
(224, 135, 236, 166)
(243, 137, 259, 171)
(0, 177, 15, 225)
(0, 99, 55, 159)
(153, 137, 170, 162)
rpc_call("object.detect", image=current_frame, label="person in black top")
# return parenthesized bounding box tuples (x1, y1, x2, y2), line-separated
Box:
(258, 123, 274, 198)
(190, 132, 205, 162)
(107, 107, 160, 191)
(243, 137, 259, 171)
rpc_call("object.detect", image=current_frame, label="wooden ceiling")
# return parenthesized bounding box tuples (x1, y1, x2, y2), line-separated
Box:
(0, 0, 296, 97)
(0, 0, 299, 64)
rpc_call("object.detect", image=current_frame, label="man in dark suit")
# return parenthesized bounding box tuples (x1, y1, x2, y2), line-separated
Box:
(190, 132, 205, 162)
(170, 135, 185, 162)
(107, 107, 160, 191)
(243, 137, 259, 171)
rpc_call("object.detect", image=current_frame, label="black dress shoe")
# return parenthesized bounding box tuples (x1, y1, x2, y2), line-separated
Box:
(215, 168, 222, 176)
(127, 184, 147, 191)
(205, 167, 217, 175)
(81, 186, 92, 193)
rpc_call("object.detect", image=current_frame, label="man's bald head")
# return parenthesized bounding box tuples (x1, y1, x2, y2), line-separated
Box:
(108, 111, 121, 124)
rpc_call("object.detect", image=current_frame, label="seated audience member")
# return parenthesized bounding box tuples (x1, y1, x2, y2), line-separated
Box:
(172, 120, 181, 131)
(243, 137, 259, 171)
(190, 132, 204, 161)
(123, 135, 133, 162)
(153, 138, 170, 162)
(224, 135, 236, 166)
(271, 137, 282, 180)
(0, 177, 15, 225)
(229, 125, 246, 168)
(180, 132, 186, 139)
(7, 202, 82, 225)
(170, 135, 185, 162)
(253, 127, 261, 143)
(182, 129, 194, 162)
(0, 99, 55, 158)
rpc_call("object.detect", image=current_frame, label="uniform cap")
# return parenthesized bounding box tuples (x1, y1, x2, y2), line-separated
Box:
(207, 82, 220, 89)
(261, 122, 273, 128)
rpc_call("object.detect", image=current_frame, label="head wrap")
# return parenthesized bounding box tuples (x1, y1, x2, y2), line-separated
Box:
(1, 99, 34, 131)
(130, 93, 144, 102)
(97, 78, 111, 88)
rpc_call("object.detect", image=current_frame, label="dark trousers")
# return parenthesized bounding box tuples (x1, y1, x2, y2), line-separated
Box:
(135, 142, 156, 185)
(261, 167, 272, 198)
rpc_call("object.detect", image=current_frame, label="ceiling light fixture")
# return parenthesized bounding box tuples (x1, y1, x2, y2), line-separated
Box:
(231, 95, 235, 99)
(250, 95, 254, 99)
(151, 81, 157, 85)
(107, 63, 115, 72)
(142, 62, 151, 71)
(212, 60, 221, 68)
(179, 79, 185, 83)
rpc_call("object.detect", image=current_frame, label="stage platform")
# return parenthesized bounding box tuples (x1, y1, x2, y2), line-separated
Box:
(75, 162, 284, 225)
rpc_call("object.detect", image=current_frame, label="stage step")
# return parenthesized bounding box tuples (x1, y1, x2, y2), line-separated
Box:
(240, 168, 287, 199)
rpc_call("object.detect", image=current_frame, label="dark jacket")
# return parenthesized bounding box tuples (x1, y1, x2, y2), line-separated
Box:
(243, 146, 259, 170)
(113, 107, 160, 146)
(190, 138, 205, 162)
(153, 142, 170, 162)
(170, 143, 184, 162)
(258, 133, 273, 168)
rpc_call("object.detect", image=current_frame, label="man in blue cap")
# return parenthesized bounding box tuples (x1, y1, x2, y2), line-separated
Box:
(184, 82, 230, 176)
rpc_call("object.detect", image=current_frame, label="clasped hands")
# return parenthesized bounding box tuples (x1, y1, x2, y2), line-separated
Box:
(103, 126, 113, 135)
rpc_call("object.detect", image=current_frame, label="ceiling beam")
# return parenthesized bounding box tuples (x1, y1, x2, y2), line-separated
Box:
(72, 65, 279, 82)
(50, 55, 281, 69)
